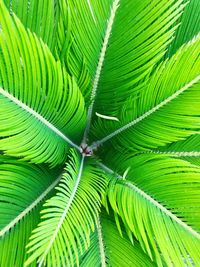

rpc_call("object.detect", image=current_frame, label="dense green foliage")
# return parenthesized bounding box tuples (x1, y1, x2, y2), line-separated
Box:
(0, 0, 200, 266)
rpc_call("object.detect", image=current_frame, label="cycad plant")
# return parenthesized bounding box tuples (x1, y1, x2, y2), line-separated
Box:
(0, 0, 200, 266)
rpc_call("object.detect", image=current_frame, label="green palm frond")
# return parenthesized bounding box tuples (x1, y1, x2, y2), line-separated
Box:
(108, 153, 200, 229)
(0, 205, 44, 267)
(0, 156, 59, 266)
(168, 0, 200, 56)
(104, 154, 200, 266)
(80, 211, 156, 267)
(25, 149, 106, 267)
(56, 0, 185, 111)
(0, 1, 86, 165)
(55, 0, 113, 99)
(3, 0, 58, 52)
(0, 156, 59, 235)
(94, 0, 186, 116)
(91, 32, 200, 152)
(143, 134, 200, 167)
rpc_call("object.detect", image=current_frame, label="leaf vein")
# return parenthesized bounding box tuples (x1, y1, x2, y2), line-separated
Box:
(0, 87, 80, 151)
(98, 162, 200, 239)
(92, 76, 200, 148)
(83, 0, 120, 142)
(0, 176, 61, 237)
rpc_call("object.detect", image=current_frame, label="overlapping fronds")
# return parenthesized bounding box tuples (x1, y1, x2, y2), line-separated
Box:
(0, 0, 200, 266)
(25, 150, 106, 267)
(56, 0, 185, 110)
(94, 0, 186, 116)
(0, 156, 59, 235)
(3, 0, 58, 52)
(80, 212, 156, 267)
(55, 0, 113, 100)
(0, 206, 41, 267)
(0, 156, 59, 266)
(0, 1, 86, 166)
(91, 33, 200, 153)
(105, 154, 200, 266)
(168, 0, 200, 56)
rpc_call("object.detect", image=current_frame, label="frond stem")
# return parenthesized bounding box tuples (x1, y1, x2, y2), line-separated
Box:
(0, 175, 61, 237)
(98, 162, 200, 240)
(96, 215, 107, 267)
(143, 150, 200, 157)
(0, 88, 81, 152)
(82, 0, 120, 143)
(91, 76, 200, 149)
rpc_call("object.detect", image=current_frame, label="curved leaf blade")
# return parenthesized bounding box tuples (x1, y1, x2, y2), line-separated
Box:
(0, 2, 86, 165)
(25, 150, 106, 267)
(104, 155, 200, 266)
(80, 212, 156, 267)
(167, 0, 200, 57)
(91, 34, 200, 152)
(3, 0, 58, 52)
(0, 156, 60, 235)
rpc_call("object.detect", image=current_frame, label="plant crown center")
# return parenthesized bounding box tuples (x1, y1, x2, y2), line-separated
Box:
(80, 143, 93, 157)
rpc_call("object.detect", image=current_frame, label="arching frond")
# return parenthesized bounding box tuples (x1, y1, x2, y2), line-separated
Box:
(3, 0, 58, 52)
(0, 1, 86, 166)
(91, 33, 200, 152)
(104, 155, 200, 266)
(80, 212, 156, 267)
(0, 156, 60, 236)
(167, 0, 200, 57)
(94, 0, 185, 116)
(0, 156, 59, 266)
(0, 205, 41, 267)
(55, 0, 112, 100)
(145, 134, 200, 167)
(25, 150, 106, 267)
(56, 0, 184, 116)
(80, 212, 155, 267)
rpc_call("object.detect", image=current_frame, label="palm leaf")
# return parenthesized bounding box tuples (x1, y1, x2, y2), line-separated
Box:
(80, 211, 156, 267)
(0, 205, 42, 267)
(3, 0, 58, 52)
(91, 33, 200, 153)
(0, 156, 60, 235)
(0, 156, 59, 266)
(0, 1, 86, 165)
(167, 0, 200, 57)
(55, 0, 113, 100)
(143, 134, 200, 167)
(56, 0, 184, 121)
(166, 134, 200, 167)
(25, 149, 106, 267)
(94, 0, 186, 116)
(103, 155, 200, 266)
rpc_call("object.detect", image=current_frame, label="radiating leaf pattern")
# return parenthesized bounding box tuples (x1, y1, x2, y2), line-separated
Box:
(0, 0, 200, 266)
